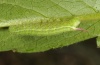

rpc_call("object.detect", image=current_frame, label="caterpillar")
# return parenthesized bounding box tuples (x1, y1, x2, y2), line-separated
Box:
(6, 17, 80, 36)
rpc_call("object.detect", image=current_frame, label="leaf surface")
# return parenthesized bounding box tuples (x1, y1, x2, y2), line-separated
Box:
(0, 0, 100, 52)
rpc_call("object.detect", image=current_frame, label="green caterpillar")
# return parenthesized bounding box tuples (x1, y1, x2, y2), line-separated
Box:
(8, 17, 80, 36)
(9, 18, 80, 36)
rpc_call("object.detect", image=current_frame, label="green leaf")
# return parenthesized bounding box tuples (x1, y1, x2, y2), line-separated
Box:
(0, 0, 100, 53)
